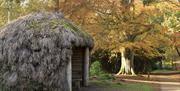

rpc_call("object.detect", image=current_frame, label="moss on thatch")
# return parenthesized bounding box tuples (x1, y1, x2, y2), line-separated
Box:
(0, 12, 94, 91)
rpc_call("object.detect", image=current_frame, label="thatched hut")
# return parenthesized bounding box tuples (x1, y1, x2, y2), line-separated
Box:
(0, 12, 93, 91)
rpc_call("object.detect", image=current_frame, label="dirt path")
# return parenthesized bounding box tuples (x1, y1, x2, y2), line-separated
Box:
(159, 84, 180, 91)
(117, 74, 180, 91)
(122, 79, 180, 85)
(122, 79, 180, 91)
(117, 74, 180, 82)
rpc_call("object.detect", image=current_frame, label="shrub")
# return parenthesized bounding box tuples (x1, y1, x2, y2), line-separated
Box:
(90, 61, 104, 76)
(90, 61, 115, 80)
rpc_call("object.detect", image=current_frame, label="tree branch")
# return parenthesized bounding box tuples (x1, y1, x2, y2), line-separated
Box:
(175, 46, 180, 57)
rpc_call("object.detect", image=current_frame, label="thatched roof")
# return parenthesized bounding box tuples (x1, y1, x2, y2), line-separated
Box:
(0, 12, 93, 91)
(0, 12, 94, 48)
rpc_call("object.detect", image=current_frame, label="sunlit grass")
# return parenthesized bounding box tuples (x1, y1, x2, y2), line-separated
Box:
(151, 69, 180, 74)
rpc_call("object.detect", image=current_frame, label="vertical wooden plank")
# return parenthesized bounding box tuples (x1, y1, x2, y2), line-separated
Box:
(67, 57, 72, 91)
(83, 48, 89, 86)
(72, 48, 83, 79)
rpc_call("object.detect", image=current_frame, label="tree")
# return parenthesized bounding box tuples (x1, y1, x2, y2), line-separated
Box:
(55, 0, 173, 75)
(87, 0, 177, 75)
(143, 0, 180, 69)
(0, 0, 14, 23)
(0, 0, 49, 26)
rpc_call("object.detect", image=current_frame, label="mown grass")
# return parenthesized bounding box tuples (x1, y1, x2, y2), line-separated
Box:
(151, 69, 180, 74)
(90, 80, 155, 91)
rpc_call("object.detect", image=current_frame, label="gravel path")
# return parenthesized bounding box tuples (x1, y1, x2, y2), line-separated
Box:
(160, 84, 180, 91)
(122, 79, 180, 91)
(122, 79, 180, 85)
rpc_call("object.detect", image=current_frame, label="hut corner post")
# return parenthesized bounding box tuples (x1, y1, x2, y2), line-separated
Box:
(83, 48, 90, 86)
(67, 56, 72, 91)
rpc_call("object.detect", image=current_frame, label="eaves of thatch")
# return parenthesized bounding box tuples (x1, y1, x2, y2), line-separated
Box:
(0, 12, 94, 49)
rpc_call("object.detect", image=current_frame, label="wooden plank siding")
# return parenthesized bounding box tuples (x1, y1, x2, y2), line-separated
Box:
(72, 47, 84, 80)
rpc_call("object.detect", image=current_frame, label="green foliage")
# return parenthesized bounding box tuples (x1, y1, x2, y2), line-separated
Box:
(149, 15, 164, 24)
(162, 11, 180, 32)
(90, 61, 104, 76)
(151, 69, 180, 74)
(90, 61, 115, 80)
(90, 61, 105, 76)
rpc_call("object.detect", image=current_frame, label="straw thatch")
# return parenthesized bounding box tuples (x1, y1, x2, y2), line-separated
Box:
(0, 12, 93, 91)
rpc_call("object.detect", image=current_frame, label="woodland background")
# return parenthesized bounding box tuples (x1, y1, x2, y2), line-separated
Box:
(0, 0, 180, 75)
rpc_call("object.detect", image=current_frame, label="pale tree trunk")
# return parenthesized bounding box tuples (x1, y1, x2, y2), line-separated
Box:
(7, 0, 12, 23)
(7, 10, 11, 23)
(116, 47, 135, 75)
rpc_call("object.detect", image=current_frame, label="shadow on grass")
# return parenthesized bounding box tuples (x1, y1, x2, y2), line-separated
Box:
(89, 80, 155, 91)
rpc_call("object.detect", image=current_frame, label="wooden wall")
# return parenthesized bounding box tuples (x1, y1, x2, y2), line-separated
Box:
(72, 47, 84, 80)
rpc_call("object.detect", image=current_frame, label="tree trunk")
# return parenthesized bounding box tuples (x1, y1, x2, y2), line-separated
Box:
(7, 0, 12, 23)
(116, 47, 135, 75)
(175, 46, 180, 57)
(7, 10, 11, 23)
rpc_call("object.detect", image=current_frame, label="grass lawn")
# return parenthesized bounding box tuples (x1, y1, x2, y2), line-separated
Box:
(151, 69, 180, 74)
(90, 80, 155, 91)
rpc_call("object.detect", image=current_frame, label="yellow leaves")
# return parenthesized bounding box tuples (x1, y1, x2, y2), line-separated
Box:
(141, 6, 162, 17)
(155, 1, 180, 11)
(161, 26, 169, 33)
(134, 0, 144, 12)
(58, 0, 178, 57)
